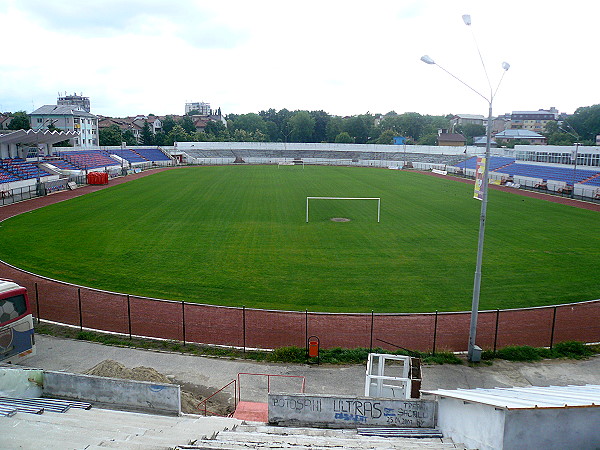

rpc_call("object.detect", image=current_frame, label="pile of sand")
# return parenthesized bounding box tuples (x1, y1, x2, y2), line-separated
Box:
(84, 360, 233, 415)
(85, 360, 171, 383)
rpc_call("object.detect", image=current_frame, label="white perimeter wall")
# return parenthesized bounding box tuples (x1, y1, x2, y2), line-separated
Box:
(436, 397, 506, 450)
(436, 396, 600, 450)
(176, 141, 481, 156)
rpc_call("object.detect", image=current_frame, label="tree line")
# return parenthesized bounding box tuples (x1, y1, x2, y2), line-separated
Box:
(3, 105, 600, 147)
(100, 106, 600, 147)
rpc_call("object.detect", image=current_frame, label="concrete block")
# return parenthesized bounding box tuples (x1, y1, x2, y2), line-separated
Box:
(268, 393, 436, 429)
(43, 370, 181, 415)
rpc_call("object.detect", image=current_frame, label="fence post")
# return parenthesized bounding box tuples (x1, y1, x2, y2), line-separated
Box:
(181, 301, 186, 346)
(127, 295, 132, 339)
(242, 305, 246, 354)
(305, 309, 308, 358)
(494, 309, 500, 353)
(550, 306, 557, 349)
(35, 282, 40, 324)
(78, 288, 83, 331)
(432, 310, 438, 355)
(369, 310, 374, 352)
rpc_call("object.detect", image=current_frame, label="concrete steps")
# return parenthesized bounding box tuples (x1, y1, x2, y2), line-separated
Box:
(0, 408, 241, 449)
(175, 423, 466, 450)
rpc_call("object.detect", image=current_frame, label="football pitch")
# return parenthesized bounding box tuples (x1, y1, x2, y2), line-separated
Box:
(0, 165, 597, 313)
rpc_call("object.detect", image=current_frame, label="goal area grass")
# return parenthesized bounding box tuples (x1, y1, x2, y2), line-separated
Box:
(0, 165, 597, 313)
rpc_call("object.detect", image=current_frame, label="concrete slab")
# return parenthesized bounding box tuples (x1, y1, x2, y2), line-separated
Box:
(0, 407, 241, 450)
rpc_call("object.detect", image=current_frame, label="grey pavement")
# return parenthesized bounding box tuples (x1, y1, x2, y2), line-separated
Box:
(18, 335, 600, 402)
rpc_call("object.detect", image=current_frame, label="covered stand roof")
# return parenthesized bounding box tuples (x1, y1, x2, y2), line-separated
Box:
(0, 129, 80, 146)
(422, 384, 600, 410)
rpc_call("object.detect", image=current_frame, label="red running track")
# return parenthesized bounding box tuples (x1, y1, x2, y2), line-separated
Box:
(1, 168, 598, 351)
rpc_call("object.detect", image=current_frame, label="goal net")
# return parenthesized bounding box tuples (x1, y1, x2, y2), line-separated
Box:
(305, 197, 380, 223)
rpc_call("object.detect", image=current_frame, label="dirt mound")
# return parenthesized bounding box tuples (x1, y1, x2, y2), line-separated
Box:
(84, 360, 233, 415)
(85, 360, 170, 383)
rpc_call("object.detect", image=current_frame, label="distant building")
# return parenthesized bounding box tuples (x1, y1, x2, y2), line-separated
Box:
(450, 114, 485, 129)
(492, 114, 511, 134)
(494, 129, 547, 145)
(0, 114, 13, 130)
(30, 105, 98, 147)
(472, 136, 498, 147)
(508, 108, 559, 134)
(57, 92, 91, 113)
(97, 115, 162, 144)
(437, 129, 466, 146)
(185, 101, 211, 115)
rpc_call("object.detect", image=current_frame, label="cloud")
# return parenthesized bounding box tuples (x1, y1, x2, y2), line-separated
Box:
(13, 0, 246, 49)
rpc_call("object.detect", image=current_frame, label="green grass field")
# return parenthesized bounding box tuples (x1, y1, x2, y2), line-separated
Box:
(0, 165, 597, 313)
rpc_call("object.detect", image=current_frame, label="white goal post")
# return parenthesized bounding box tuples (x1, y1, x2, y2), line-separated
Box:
(306, 197, 381, 223)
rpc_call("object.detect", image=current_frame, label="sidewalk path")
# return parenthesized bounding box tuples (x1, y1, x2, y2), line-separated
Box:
(19, 335, 600, 403)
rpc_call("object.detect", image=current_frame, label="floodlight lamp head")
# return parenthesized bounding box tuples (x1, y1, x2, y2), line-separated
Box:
(462, 14, 472, 26)
(502, 61, 510, 71)
(420, 55, 435, 65)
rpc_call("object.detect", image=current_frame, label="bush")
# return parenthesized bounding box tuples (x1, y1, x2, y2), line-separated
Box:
(494, 346, 543, 361)
(269, 346, 306, 363)
(553, 341, 593, 359)
(423, 352, 463, 365)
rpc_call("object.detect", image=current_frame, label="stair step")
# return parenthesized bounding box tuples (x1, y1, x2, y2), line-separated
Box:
(358, 427, 444, 438)
(181, 429, 458, 449)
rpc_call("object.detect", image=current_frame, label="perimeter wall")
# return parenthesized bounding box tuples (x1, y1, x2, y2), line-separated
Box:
(1, 261, 598, 352)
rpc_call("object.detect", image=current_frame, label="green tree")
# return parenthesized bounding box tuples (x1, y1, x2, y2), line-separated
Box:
(343, 115, 370, 144)
(334, 131, 354, 143)
(374, 129, 396, 144)
(154, 131, 168, 146)
(8, 111, 31, 130)
(140, 122, 154, 145)
(162, 115, 177, 134)
(264, 121, 280, 141)
(456, 123, 486, 144)
(310, 110, 330, 142)
(231, 113, 267, 135)
(98, 124, 123, 146)
(289, 111, 315, 142)
(204, 120, 229, 141)
(179, 116, 196, 134)
(543, 121, 577, 146)
(326, 117, 343, 142)
(122, 129, 137, 145)
(568, 104, 600, 142)
(192, 131, 209, 141)
(168, 124, 192, 143)
(417, 133, 439, 145)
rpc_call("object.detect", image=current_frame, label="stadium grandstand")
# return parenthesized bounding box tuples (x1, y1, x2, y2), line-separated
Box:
(1, 130, 599, 202)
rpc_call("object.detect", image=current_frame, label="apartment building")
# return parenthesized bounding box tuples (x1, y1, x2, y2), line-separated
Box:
(30, 105, 98, 147)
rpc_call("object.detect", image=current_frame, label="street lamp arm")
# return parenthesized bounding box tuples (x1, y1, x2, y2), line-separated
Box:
(492, 63, 510, 100)
(432, 62, 491, 105)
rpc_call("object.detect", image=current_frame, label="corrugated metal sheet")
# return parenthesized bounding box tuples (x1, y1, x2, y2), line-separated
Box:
(421, 384, 600, 410)
(0, 397, 92, 416)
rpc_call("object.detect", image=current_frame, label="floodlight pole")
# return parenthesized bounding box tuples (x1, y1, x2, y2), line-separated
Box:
(571, 142, 580, 199)
(421, 14, 509, 362)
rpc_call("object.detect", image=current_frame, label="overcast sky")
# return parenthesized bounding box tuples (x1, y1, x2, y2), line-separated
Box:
(2, 1, 598, 119)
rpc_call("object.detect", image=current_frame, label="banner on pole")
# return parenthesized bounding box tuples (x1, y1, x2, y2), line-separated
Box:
(473, 157, 486, 201)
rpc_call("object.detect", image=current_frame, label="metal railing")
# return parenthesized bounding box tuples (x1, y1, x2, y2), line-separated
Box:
(197, 378, 237, 417)
(237, 372, 306, 403)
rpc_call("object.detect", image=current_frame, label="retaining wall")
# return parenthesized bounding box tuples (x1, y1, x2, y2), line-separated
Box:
(1, 261, 599, 352)
(43, 371, 181, 415)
